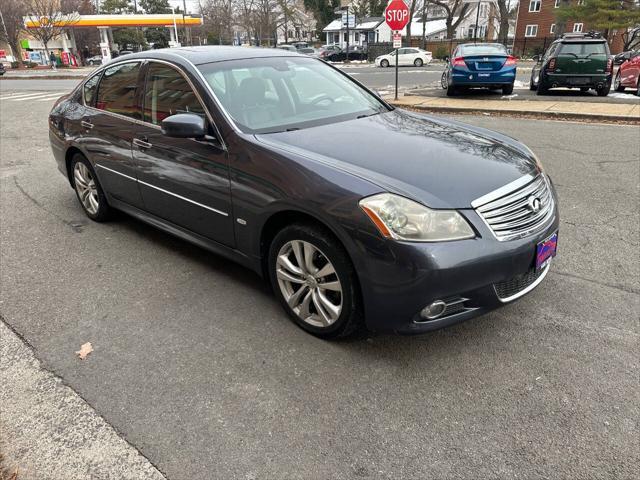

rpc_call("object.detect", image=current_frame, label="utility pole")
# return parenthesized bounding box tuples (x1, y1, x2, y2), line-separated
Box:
(474, 1, 481, 43)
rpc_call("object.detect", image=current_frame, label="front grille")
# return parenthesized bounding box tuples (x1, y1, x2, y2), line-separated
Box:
(494, 267, 546, 301)
(473, 174, 555, 241)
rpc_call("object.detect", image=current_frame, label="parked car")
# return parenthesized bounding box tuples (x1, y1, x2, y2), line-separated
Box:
(48, 46, 559, 339)
(86, 55, 103, 66)
(614, 50, 634, 65)
(375, 48, 433, 67)
(298, 47, 316, 56)
(614, 49, 640, 96)
(530, 32, 612, 96)
(277, 45, 297, 52)
(324, 46, 367, 62)
(0, 63, 5, 76)
(442, 43, 516, 96)
(291, 42, 309, 50)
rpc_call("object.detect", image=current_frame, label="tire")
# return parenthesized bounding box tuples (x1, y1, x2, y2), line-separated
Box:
(536, 83, 548, 95)
(502, 84, 514, 95)
(380, 59, 389, 68)
(414, 58, 423, 67)
(529, 77, 537, 91)
(446, 84, 457, 96)
(70, 153, 111, 222)
(268, 223, 364, 339)
(580, 87, 589, 92)
(441, 71, 448, 89)
(614, 71, 625, 92)
(596, 83, 611, 97)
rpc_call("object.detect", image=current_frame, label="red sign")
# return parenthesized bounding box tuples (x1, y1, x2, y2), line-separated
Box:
(385, 0, 410, 31)
(61, 51, 70, 65)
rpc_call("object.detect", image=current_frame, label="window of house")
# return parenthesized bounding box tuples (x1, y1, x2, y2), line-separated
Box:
(573, 23, 583, 33)
(95, 62, 141, 119)
(529, 0, 541, 12)
(343, 32, 347, 42)
(142, 63, 205, 125)
(550, 24, 556, 34)
(525, 25, 538, 37)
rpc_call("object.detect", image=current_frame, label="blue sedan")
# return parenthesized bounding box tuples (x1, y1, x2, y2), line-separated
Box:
(442, 43, 517, 96)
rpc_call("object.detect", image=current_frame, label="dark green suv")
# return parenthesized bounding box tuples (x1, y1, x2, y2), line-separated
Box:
(530, 33, 613, 96)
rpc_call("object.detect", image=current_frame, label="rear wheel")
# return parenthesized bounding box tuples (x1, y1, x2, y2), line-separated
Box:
(502, 84, 514, 95)
(446, 84, 457, 96)
(636, 80, 640, 96)
(441, 71, 448, 89)
(596, 83, 611, 97)
(580, 87, 590, 92)
(414, 58, 423, 67)
(268, 223, 364, 339)
(380, 59, 389, 68)
(536, 83, 548, 95)
(70, 154, 111, 222)
(614, 71, 625, 92)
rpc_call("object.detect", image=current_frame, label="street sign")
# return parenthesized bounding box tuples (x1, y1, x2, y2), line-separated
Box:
(385, 0, 410, 31)
(341, 13, 355, 28)
(393, 32, 402, 48)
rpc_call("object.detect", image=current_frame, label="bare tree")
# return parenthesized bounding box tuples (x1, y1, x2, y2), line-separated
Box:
(0, 0, 28, 65)
(201, 0, 233, 44)
(426, 0, 471, 39)
(24, 0, 80, 61)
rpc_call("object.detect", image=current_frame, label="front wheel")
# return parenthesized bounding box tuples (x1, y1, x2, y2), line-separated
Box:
(380, 59, 389, 68)
(414, 58, 423, 67)
(614, 71, 625, 92)
(71, 154, 111, 221)
(268, 223, 364, 339)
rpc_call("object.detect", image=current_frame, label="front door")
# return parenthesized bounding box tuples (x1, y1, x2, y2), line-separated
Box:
(133, 61, 234, 247)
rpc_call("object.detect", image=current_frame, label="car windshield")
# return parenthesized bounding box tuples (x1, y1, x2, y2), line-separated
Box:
(198, 56, 389, 134)
(559, 42, 607, 56)
(459, 44, 507, 56)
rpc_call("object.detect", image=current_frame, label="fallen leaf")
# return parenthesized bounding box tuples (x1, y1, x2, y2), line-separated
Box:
(76, 342, 93, 360)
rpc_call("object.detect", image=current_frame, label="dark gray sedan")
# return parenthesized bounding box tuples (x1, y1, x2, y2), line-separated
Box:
(48, 46, 559, 339)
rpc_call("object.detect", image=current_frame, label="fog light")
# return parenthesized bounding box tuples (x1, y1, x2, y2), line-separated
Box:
(421, 300, 446, 320)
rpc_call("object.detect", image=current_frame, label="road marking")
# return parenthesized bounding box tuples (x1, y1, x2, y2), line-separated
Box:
(0, 92, 50, 100)
(11, 93, 66, 101)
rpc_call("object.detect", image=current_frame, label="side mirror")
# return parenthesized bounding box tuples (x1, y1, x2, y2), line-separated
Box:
(532, 54, 541, 62)
(161, 113, 206, 139)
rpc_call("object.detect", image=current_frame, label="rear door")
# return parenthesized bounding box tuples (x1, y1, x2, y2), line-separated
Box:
(556, 41, 608, 77)
(132, 61, 234, 247)
(83, 61, 144, 207)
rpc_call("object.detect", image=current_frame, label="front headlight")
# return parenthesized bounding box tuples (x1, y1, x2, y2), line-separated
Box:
(359, 193, 475, 242)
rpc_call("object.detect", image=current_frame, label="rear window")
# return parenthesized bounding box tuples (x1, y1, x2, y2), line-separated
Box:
(559, 42, 608, 56)
(459, 44, 507, 56)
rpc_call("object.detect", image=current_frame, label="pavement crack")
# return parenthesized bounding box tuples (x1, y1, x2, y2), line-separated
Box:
(551, 270, 639, 295)
(12, 177, 85, 232)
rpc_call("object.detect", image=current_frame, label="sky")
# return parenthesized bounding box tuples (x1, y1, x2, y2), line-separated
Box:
(167, 0, 201, 14)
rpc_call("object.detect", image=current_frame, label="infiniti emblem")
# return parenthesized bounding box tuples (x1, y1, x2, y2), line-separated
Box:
(527, 196, 542, 213)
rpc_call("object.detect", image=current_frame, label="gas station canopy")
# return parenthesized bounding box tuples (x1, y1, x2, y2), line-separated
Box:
(24, 14, 203, 29)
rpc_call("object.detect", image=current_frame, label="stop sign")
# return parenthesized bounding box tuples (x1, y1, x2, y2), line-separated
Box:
(385, 0, 410, 31)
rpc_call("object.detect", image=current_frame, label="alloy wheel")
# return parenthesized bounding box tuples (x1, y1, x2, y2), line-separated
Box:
(73, 162, 99, 215)
(275, 240, 343, 328)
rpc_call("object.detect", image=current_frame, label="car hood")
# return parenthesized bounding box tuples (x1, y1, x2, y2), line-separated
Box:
(255, 109, 539, 209)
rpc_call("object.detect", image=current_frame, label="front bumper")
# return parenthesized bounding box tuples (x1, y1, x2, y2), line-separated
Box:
(353, 198, 560, 335)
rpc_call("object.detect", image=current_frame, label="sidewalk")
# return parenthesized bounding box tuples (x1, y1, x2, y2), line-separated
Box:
(0, 320, 166, 480)
(388, 94, 640, 123)
(0, 67, 94, 80)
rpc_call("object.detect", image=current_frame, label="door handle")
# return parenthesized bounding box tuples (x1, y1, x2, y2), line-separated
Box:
(81, 120, 94, 130)
(133, 137, 152, 149)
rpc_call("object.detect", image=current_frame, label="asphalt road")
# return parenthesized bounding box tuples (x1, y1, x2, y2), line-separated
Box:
(1, 83, 639, 479)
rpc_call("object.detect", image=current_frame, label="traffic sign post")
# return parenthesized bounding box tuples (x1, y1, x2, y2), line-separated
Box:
(385, 1, 410, 99)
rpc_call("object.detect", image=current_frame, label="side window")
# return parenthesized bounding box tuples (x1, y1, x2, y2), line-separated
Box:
(143, 63, 205, 125)
(95, 62, 141, 119)
(83, 72, 101, 106)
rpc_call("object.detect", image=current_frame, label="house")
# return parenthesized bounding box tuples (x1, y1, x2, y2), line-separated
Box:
(514, 0, 627, 54)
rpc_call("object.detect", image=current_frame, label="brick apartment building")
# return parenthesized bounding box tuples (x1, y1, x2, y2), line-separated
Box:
(514, 0, 626, 55)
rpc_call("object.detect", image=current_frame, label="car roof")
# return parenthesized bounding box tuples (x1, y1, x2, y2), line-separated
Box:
(109, 45, 301, 66)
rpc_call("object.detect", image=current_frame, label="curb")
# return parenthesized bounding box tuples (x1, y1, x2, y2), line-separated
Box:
(389, 102, 640, 124)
